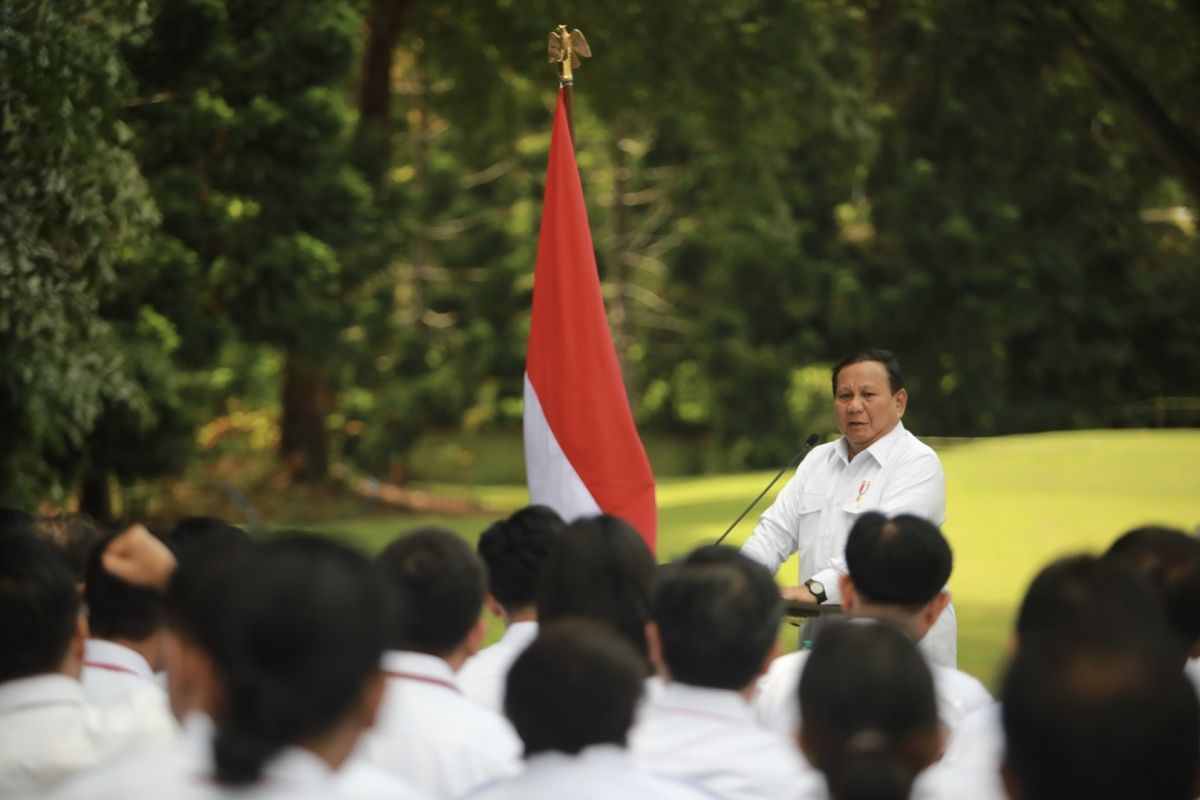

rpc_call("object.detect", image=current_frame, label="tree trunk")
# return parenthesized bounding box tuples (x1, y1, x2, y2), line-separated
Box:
(79, 467, 113, 524)
(354, 0, 422, 182)
(280, 352, 331, 482)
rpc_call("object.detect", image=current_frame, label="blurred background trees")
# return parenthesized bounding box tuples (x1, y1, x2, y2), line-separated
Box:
(2, 0, 1197, 515)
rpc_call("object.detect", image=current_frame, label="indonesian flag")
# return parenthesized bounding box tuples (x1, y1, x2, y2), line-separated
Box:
(523, 89, 657, 551)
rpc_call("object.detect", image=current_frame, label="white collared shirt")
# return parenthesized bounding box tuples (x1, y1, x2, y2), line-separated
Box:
(0, 673, 174, 798)
(81, 639, 165, 706)
(913, 702, 1007, 800)
(462, 745, 719, 800)
(753, 648, 992, 742)
(54, 712, 431, 800)
(359, 651, 522, 799)
(458, 621, 538, 714)
(629, 682, 822, 800)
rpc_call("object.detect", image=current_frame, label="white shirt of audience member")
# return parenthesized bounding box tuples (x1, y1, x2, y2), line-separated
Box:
(358, 651, 522, 799)
(458, 621, 538, 714)
(0, 673, 175, 798)
(462, 744, 720, 800)
(53, 711, 432, 800)
(630, 681, 824, 800)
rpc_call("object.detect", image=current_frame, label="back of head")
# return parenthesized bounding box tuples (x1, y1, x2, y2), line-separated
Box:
(27, 513, 106, 583)
(164, 516, 252, 565)
(845, 513, 952, 607)
(653, 545, 782, 690)
(1002, 628, 1199, 800)
(1015, 554, 1168, 647)
(538, 515, 656, 669)
(84, 532, 167, 641)
(166, 527, 256, 648)
(799, 621, 940, 800)
(832, 348, 904, 395)
(211, 533, 393, 786)
(0, 533, 80, 682)
(376, 526, 485, 655)
(477, 505, 563, 614)
(505, 619, 645, 757)
(1105, 525, 1200, 661)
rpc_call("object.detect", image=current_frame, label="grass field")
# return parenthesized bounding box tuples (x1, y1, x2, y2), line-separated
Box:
(322, 429, 1200, 690)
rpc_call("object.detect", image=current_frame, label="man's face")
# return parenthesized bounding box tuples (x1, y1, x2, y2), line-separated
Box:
(834, 360, 907, 456)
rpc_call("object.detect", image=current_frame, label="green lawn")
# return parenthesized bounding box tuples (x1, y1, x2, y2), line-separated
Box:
(322, 429, 1200, 690)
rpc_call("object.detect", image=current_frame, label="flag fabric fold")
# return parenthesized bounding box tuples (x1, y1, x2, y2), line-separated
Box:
(523, 89, 657, 550)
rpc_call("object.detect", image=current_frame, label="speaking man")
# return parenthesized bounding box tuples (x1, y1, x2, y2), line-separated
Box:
(740, 348, 954, 665)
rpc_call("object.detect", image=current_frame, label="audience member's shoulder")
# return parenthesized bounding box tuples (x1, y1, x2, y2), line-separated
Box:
(336, 759, 434, 800)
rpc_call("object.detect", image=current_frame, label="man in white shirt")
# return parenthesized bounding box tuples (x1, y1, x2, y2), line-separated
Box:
(466, 620, 717, 800)
(80, 531, 173, 710)
(0, 533, 173, 798)
(755, 512, 989, 742)
(630, 547, 822, 800)
(740, 348, 955, 666)
(361, 528, 522, 799)
(459, 506, 563, 713)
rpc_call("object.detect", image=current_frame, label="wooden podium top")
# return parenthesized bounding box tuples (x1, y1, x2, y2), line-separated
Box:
(784, 600, 844, 618)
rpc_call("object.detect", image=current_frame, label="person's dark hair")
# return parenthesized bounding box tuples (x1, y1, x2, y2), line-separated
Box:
(799, 621, 940, 800)
(477, 505, 564, 613)
(0, 533, 80, 682)
(845, 513, 952, 607)
(1002, 629, 1198, 800)
(1104, 525, 1200, 663)
(653, 546, 782, 689)
(1015, 554, 1168, 646)
(505, 619, 645, 756)
(27, 513, 107, 582)
(84, 532, 167, 641)
(164, 516, 252, 564)
(376, 526, 486, 656)
(0, 507, 33, 537)
(165, 531, 256, 650)
(211, 534, 393, 786)
(538, 515, 656, 672)
(831, 349, 904, 395)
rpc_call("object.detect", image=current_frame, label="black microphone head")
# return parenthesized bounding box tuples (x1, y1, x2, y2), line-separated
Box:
(806, 433, 820, 448)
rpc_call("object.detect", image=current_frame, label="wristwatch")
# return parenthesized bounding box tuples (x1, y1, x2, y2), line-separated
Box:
(804, 578, 827, 604)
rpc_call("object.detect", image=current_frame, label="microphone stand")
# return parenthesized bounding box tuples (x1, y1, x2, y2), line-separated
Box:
(714, 433, 821, 547)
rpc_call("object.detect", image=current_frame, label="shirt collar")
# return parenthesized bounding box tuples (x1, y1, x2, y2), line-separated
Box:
(0, 673, 85, 714)
(260, 745, 339, 789)
(526, 743, 631, 772)
(84, 638, 155, 679)
(835, 420, 908, 467)
(652, 682, 756, 724)
(501, 621, 539, 647)
(382, 650, 460, 689)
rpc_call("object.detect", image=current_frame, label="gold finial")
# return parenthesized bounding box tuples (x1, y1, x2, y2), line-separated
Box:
(548, 25, 591, 84)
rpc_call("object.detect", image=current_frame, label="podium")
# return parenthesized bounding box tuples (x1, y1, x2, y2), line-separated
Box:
(784, 600, 846, 648)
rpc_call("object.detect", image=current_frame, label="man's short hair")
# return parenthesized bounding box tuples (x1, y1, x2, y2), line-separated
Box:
(505, 620, 645, 756)
(831, 349, 904, 395)
(376, 526, 486, 656)
(0, 533, 80, 682)
(1105, 526, 1200, 660)
(164, 516, 251, 564)
(477, 505, 563, 613)
(1002, 629, 1199, 800)
(653, 546, 782, 690)
(166, 529, 255, 649)
(1015, 554, 1168, 646)
(845, 513, 952, 607)
(84, 532, 168, 641)
(538, 515, 656, 667)
(27, 514, 107, 582)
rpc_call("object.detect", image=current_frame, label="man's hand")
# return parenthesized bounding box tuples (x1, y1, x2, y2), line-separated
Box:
(781, 585, 819, 604)
(102, 524, 177, 590)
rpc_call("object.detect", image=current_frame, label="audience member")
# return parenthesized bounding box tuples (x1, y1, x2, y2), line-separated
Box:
(797, 621, 943, 800)
(362, 527, 521, 798)
(1001, 628, 1199, 800)
(630, 546, 820, 799)
(464, 620, 716, 800)
(755, 513, 989, 741)
(459, 505, 563, 712)
(0, 534, 172, 796)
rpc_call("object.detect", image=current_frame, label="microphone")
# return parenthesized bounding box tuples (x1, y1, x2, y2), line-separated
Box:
(714, 433, 821, 547)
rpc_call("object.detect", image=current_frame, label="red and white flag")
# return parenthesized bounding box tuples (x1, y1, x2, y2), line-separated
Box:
(523, 89, 657, 550)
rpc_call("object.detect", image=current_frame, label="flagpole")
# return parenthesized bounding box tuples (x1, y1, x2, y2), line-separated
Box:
(548, 24, 591, 143)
